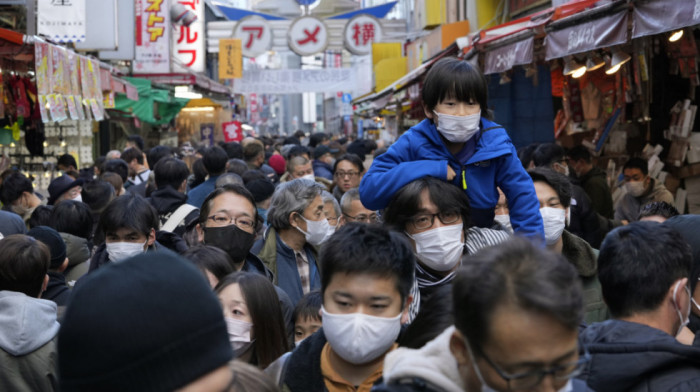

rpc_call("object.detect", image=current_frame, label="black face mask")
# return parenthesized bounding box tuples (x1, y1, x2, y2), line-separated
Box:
(203, 224, 255, 264)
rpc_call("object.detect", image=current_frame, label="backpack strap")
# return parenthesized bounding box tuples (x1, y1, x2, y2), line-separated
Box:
(161, 204, 197, 232)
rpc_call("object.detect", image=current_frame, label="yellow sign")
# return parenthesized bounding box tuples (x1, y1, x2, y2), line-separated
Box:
(372, 42, 402, 68)
(219, 39, 242, 79)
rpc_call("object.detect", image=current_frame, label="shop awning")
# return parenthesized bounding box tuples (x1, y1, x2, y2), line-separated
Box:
(632, 0, 699, 39)
(132, 72, 232, 97)
(544, 0, 629, 60)
(483, 32, 535, 75)
(113, 77, 189, 125)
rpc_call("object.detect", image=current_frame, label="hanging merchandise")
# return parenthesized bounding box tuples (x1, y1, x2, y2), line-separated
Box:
(49, 45, 68, 122)
(34, 42, 50, 123)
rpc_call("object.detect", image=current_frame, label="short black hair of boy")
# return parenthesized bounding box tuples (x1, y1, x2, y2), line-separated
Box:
(623, 157, 649, 176)
(0, 234, 51, 297)
(28, 205, 54, 229)
(81, 180, 115, 214)
(50, 200, 94, 240)
(0, 171, 33, 205)
(319, 223, 415, 304)
(421, 57, 489, 117)
(382, 176, 472, 232)
(57, 154, 78, 169)
(121, 147, 144, 165)
(154, 157, 190, 190)
(222, 142, 243, 160)
(532, 143, 566, 168)
(202, 146, 228, 176)
(182, 245, 234, 281)
(126, 134, 145, 151)
(638, 201, 680, 221)
(99, 193, 159, 238)
(293, 290, 322, 324)
(567, 145, 591, 163)
(598, 222, 692, 319)
(453, 237, 582, 346)
(147, 145, 173, 170)
(528, 167, 572, 208)
(103, 159, 129, 183)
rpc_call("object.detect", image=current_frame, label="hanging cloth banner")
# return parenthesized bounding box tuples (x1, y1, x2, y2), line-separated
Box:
(233, 68, 357, 94)
(633, 0, 700, 39)
(545, 9, 628, 60)
(483, 35, 535, 75)
(37, 0, 86, 43)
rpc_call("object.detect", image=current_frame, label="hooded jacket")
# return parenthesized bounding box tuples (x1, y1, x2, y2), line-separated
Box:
(579, 319, 700, 392)
(148, 186, 199, 237)
(579, 166, 614, 219)
(561, 230, 608, 324)
(0, 291, 59, 391)
(615, 178, 674, 223)
(359, 118, 543, 240)
(313, 160, 334, 181)
(60, 232, 90, 283)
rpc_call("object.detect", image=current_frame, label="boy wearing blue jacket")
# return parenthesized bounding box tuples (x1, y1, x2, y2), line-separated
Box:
(359, 57, 544, 240)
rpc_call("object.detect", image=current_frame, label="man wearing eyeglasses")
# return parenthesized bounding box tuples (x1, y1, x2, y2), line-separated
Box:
(375, 237, 592, 392)
(338, 188, 379, 227)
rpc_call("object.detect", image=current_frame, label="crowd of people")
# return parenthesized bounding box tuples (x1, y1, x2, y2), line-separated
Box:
(1, 57, 699, 391)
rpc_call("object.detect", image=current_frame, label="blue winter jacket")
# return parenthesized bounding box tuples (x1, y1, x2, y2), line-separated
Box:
(359, 118, 544, 240)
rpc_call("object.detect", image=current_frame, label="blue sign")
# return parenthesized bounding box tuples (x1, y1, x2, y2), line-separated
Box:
(342, 93, 352, 103)
(357, 119, 364, 139)
(296, 0, 316, 5)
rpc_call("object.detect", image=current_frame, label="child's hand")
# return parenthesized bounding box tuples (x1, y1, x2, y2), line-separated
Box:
(446, 165, 456, 181)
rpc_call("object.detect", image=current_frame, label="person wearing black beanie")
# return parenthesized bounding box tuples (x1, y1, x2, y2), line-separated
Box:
(58, 252, 234, 391)
(27, 225, 70, 309)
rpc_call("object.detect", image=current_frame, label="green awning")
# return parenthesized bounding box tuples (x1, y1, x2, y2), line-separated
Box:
(113, 77, 189, 125)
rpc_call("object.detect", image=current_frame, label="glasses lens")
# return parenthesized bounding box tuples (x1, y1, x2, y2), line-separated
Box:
(412, 214, 433, 230)
(439, 211, 460, 224)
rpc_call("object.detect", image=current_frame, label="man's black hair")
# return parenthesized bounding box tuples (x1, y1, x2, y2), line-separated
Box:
(50, 200, 94, 239)
(121, 147, 144, 165)
(517, 143, 539, 169)
(287, 145, 310, 160)
(57, 154, 78, 170)
(199, 183, 258, 231)
(81, 180, 115, 214)
(226, 158, 249, 176)
(146, 145, 173, 170)
(0, 235, 50, 298)
(103, 159, 129, 183)
(241, 169, 266, 184)
(243, 142, 264, 163)
(319, 223, 415, 304)
(623, 157, 649, 176)
(532, 143, 566, 168)
(182, 244, 234, 281)
(568, 145, 591, 163)
(98, 193, 159, 239)
(309, 133, 328, 148)
(282, 136, 300, 146)
(154, 157, 190, 190)
(453, 237, 582, 346)
(638, 201, 680, 221)
(223, 142, 243, 160)
(27, 205, 53, 229)
(202, 146, 228, 176)
(332, 153, 364, 174)
(383, 176, 472, 232)
(422, 57, 489, 117)
(528, 167, 572, 208)
(293, 290, 322, 323)
(346, 140, 366, 161)
(0, 171, 33, 205)
(126, 134, 145, 151)
(598, 222, 692, 318)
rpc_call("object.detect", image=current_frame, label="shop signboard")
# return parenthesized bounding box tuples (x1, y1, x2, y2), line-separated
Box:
(633, 0, 700, 39)
(545, 9, 628, 60)
(173, 0, 206, 73)
(200, 123, 215, 146)
(222, 121, 243, 142)
(233, 68, 357, 94)
(233, 16, 273, 58)
(218, 38, 243, 79)
(134, 0, 170, 73)
(288, 16, 329, 56)
(483, 35, 534, 75)
(38, 0, 86, 43)
(343, 15, 382, 56)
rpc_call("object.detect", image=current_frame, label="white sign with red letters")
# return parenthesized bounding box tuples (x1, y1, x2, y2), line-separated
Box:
(343, 14, 382, 55)
(233, 16, 273, 58)
(172, 0, 206, 73)
(288, 16, 329, 57)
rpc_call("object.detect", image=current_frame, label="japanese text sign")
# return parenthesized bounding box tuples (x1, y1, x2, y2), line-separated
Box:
(545, 9, 627, 60)
(288, 16, 328, 56)
(134, 0, 171, 73)
(484, 35, 534, 75)
(633, 0, 700, 39)
(344, 14, 382, 55)
(173, 0, 205, 73)
(234, 16, 272, 58)
(38, 0, 86, 43)
(222, 121, 243, 142)
(219, 39, 243, 79)
(233, 68, 357, 94)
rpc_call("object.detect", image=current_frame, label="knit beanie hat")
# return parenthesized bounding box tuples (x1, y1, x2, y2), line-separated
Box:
(27, 225, 66, 269)
(58, 251, 233, 391)
(246, 179, 275, 203)
(268, 154, 286, 175)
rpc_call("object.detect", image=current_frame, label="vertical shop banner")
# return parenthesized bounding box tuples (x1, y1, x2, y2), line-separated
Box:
(218, 39, 242, 79)
(134, 0, 171, 73)
(222, 121, 243, 142)
(38, 0, 86, 43)
(173, 0, 205, 73)
(200, 123, 215, 146)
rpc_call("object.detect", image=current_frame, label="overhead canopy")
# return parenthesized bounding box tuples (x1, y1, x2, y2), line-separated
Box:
(113, 77, 189, 125)
(633, 0, 700, 39)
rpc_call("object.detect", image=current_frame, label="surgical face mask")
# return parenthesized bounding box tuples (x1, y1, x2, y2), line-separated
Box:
(673, 281, 691, 337)
(556, 162, 570, 177)
(225, 317, 255, 356)
(203, 224, 256, 264)
(106, 240, 147, 263)
(434, 110, 481, 143)
(321, 306, 401, 365)
(625, 180, 646, 198)
(71, 194, 82, 202)
(301, 173, 316, 182)
(407, 223, 465, 272)
(296, 215, 331, 246)
(493, 214, 512, 233)
(541, 207, 566, 246)
(327, 157, 337, 167)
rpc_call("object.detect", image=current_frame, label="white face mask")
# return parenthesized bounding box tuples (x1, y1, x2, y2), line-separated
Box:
(493, 214, 513, 233)
(407, 223, 465, 272)
(301, 173, 316, 182)
(540, 207, 566, 246)
(625, 180, 646, 197)
(673, 281, 691, 337)
(296, 215, 331, 246)
(321, 306, 401, 365)
(434, 110, 481, 143)
(71, 194, 83, 202)
(225, 317, 255, 355)
(106, 240, 147, 263)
